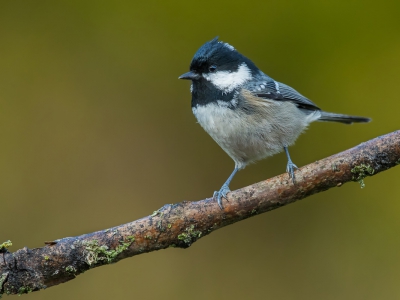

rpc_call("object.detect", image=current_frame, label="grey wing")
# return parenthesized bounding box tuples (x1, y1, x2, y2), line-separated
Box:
(246, 77, 320, 111)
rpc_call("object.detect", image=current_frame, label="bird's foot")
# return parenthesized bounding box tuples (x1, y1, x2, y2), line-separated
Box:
(213, 184, 231, 209)
(286, 161, 298, 184)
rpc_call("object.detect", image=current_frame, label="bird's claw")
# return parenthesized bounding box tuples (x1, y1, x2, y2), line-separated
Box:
(286, 161, 298, 184)
(213, 185, 231, 209)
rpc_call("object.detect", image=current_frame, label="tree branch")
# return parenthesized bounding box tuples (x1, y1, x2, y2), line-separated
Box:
(1, 130, 399, 296)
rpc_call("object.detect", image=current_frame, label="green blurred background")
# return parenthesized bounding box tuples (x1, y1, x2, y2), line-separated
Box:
(1, 0, 399, 299)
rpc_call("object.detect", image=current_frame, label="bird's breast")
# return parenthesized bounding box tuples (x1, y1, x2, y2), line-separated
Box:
(192, 103, 242, 141)
(192, 102, 280, 168)
(192, 100, 314, 168)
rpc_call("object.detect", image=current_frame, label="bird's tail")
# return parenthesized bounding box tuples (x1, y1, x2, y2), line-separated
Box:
(319, 111, 371, 124)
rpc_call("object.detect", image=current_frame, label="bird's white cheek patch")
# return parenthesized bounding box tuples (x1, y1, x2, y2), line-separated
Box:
(203, 63, 251, 93)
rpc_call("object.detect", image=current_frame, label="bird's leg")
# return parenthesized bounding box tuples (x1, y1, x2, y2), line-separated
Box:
(284, 146, 298, 184)
(213, 166, 239, 209)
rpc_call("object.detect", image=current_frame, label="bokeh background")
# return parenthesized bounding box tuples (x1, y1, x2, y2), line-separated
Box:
(1, 0, 399, 299)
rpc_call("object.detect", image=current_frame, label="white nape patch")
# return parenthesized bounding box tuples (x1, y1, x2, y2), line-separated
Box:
(203, 63, 251, 93)
(190, 84, 193, 93)
(219, 42, 235, 51)
(274, 81, 280, 93)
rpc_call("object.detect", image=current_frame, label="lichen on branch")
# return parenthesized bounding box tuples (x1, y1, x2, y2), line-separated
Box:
(0, 130, 399, 297)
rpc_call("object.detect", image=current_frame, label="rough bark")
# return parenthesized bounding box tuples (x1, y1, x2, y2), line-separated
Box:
(1, 130, 399, 296)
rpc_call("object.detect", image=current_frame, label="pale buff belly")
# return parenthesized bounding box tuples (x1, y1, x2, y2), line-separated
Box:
(192, 102, 318, 169)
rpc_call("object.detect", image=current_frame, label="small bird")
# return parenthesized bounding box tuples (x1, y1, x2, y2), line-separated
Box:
(179, 37, 370, 209)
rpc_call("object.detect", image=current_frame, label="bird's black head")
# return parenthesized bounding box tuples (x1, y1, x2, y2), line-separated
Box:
(179, 37, 259, 95)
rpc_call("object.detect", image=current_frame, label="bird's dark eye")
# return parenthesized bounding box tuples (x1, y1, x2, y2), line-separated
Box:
(209, 65, 217, 72)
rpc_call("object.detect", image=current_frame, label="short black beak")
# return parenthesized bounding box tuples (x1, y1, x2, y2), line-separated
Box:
(178, 71, 200, 80)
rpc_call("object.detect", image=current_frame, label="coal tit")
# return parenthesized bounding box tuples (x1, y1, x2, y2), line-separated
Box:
(179, 37, 370, 209)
